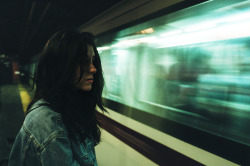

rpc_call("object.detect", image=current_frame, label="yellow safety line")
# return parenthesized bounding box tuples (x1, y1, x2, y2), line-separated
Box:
(18, 84, 31, 113)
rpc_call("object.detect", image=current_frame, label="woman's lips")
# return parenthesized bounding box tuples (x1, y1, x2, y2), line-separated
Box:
(86, 79, 93, 83)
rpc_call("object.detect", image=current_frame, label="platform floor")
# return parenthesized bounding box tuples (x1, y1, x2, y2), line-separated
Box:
(0, 84, 25, 160)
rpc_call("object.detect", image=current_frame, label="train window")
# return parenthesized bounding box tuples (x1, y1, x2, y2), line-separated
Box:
(97, 0, 250, 162)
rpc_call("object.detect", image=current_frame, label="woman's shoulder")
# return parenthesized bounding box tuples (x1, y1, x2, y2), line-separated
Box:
(23, 99, 68, 144)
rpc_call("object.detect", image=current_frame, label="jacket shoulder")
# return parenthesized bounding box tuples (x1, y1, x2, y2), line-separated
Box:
(23, 99, 67, 147)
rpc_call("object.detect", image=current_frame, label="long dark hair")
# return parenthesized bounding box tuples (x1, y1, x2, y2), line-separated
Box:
(26, 29, 106, 144)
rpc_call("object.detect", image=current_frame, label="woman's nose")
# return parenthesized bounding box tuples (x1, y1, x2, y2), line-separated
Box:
(89, 63, 97, 74)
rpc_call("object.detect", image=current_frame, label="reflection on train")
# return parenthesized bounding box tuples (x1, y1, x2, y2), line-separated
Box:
(95, 0, 250, 155)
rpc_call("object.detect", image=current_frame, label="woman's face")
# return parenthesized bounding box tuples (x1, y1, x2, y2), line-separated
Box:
(74, 44, 97, 91)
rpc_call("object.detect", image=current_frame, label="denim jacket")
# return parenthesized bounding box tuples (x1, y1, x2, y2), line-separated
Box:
(8, 99, 98, 166)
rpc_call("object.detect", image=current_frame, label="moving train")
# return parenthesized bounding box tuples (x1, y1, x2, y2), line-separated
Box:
(29, 0, 250, 165)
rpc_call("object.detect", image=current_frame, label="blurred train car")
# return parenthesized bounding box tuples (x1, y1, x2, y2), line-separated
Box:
(24, 0, 250, 165)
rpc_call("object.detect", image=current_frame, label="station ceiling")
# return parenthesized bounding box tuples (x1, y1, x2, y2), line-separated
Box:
(0, 0, 122, 64)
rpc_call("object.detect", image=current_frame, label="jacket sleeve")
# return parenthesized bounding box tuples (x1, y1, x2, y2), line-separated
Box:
(40, 136, 80, 166)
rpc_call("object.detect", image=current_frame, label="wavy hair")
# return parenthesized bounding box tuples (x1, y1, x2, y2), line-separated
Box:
(26, 29, 106, 144)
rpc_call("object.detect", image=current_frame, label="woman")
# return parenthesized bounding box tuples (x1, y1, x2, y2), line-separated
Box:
(8, 29, 106, 166)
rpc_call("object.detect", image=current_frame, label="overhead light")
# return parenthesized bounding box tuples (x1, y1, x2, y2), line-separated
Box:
(184, 23, 216, 32)
(111, 36, 156, 47)
(157, 20, 250, 48)
(140, 28, 154, 34)
(97, 46, 111, 51)
(160, 30, 182, 37)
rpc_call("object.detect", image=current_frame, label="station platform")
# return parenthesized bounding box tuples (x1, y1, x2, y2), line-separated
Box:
(0, 83, 155, 166)
(0, 84, 26, 163)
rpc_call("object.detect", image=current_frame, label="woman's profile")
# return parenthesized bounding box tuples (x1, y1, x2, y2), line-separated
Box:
(8, 29, 106, 166)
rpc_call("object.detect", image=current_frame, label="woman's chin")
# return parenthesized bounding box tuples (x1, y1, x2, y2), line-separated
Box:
(80, 85, 92, 91)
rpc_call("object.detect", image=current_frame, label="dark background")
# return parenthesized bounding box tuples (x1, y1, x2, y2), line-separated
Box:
(0, 0, 122, 64)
